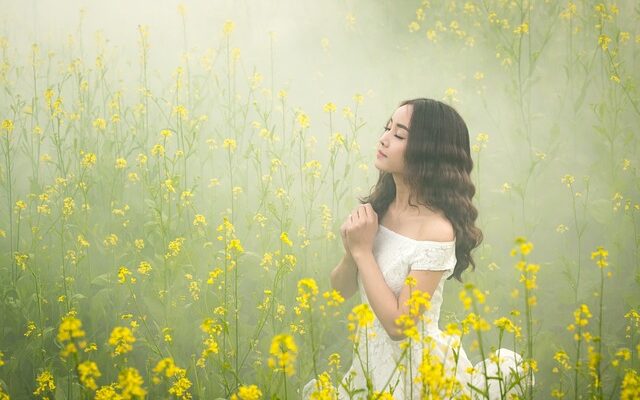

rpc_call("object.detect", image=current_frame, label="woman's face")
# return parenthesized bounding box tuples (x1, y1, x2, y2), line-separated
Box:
(375, 104, 412, 175)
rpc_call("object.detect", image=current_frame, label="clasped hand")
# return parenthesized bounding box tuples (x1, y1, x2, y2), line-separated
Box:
(340, 203, 378, 260)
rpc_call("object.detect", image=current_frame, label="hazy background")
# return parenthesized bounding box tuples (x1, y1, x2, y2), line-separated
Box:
(1, 0, 638, 398)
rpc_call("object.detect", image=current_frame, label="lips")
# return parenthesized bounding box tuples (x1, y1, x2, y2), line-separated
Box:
(377, 150, 387, 157)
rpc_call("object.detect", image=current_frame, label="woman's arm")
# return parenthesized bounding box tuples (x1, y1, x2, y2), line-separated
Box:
(343, 203, 450, 340)
(330, 252, 358, 300)
(352, 251, 443, 341)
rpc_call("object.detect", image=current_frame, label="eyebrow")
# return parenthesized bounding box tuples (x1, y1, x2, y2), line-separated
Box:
(389, 118, 409, 133)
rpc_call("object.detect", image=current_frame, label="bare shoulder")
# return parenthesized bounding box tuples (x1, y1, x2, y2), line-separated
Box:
(417, 212, 455, 242)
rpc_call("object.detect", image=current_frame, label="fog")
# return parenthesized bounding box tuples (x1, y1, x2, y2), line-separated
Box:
(0, 1, 638, 398)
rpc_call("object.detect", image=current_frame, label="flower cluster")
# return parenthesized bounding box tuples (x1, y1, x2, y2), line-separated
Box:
(153, 357, 193, 399)
(267, 334, 298, 376)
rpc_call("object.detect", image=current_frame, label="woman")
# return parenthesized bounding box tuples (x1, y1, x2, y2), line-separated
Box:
(303, 98, 528, 399)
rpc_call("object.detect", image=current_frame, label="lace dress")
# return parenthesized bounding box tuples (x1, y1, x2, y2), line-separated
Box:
(302, 225, 528, 399)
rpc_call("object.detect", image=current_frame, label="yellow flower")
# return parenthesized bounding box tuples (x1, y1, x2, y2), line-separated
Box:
(405, 276, 417, 288)
(223, 138, 237, 152)
(621, 369, 640, 400)
(574, 304, 592, 327)
(165, 237, 186, 259)
(173, 105, 188, 119)
(108, 326, 136, 356)
(93, 118, 107, 130)
(598, 34, 611, 51)
(115, 158, 127, 169)
(559, 2, 577, 20)
(322, 290, 345, 308)
(151, 143, 165, 157)
(118, 367, 146, 399)
(348, 303, 375, 331)
(322, 102, 337, 113)
(405, 289, 431, 318)
(1, 119, 14, 133)
(193, 214, 207, 227)
(231, 384, 263, 400)
(561, 174, 575, 187)
(280, 232, 293, 247)
(33, 370, 56, 397)
(57, 310, 86, 343)
(590, 246, 609, 268)
(296, 278, 319, 312)
(138, 261, 152, 275)
(62, 197, 75, 217)
(117, 266, 132, 284)
(513, 22, 529, 35)
(267, 334, 298, 376)
(462, 312, 490, 332)
(494, 317, 521, 337)
(459, 288, 472, 310)
(297, 112, 310, 129)
(81, 152, 97, 168)
(95, 384, 120, 400)
(223, 20, 235, 35)
(77, 361, 101, 391)
(153, 358, 192, 398)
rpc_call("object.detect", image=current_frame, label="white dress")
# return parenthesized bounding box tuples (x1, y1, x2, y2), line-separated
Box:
(303, 225, 529, 399)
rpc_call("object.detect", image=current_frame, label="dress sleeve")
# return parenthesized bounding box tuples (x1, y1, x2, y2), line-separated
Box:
(409, 243, 457, 276)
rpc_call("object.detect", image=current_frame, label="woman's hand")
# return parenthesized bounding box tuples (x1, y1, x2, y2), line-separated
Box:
(344, 203, 378, 260)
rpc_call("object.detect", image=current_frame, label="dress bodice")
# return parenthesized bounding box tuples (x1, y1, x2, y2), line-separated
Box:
(357, 224, 457, 330)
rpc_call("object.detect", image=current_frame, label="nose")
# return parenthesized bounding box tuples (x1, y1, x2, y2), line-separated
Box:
(379, 131, 389, 147)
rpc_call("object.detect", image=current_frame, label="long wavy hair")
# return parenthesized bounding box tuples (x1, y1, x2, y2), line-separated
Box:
(359, 98, 482, 281)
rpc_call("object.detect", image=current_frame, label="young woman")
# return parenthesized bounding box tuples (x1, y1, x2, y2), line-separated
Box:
(303, 98, 528, 399)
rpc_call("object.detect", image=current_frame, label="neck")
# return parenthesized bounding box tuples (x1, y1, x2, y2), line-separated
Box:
(390, 173, 418, 214)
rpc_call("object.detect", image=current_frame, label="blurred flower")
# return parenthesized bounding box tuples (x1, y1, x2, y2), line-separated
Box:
(513, 22, 529, 35)
(231, 384, 263, 400)
(621, 369, 640, 399)
(323, 102, 337, 113)
(268, 334, 298, 376)
(137, 261, 152, 276)
(560, 2, 577, 20)
(590, 246, 609, 268)
(223, 20, 235, 35)
(115, 158, 127, 169)
(193, 214, 207, 227)
(151, 143, 165, 157)
(223, 138, 237, 152)
(109, 326, 136, 356)
(297, 112, 310, 129)
(295, 278, 319, 314)
(165, 237, 186, 259)
(280, 232, 293, 247)
(93, 118, 107, 130)
(81, 152, 97, 168)
(78, 361, 101, 391)
(118, 367, 146, 399)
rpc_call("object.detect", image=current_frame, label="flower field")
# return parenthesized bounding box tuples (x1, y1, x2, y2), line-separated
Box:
(0, 1, 639, 399)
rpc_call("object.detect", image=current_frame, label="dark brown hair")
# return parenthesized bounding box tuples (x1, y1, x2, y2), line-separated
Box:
(359, 98, 483, 281)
